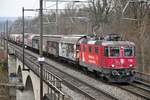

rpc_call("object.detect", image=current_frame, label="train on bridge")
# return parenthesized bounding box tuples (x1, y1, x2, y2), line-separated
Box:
(2, 33, 136, 82)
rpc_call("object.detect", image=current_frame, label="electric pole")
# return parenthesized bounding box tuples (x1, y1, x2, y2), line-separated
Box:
(39, 0, 44, 100)
(6, 20, 8, 68)
(22, 7, 25, 70)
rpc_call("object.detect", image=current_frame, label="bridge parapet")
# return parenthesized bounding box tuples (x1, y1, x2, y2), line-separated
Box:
(8, 46, 15, 55)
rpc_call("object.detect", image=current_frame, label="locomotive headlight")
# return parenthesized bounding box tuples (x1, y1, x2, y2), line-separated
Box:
(111, 64, 115, 67)
(129, 64, 133, 67)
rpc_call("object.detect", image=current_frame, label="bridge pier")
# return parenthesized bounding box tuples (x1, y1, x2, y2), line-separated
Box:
(16, 58, 51, 100)
(8, 54, 17, 79)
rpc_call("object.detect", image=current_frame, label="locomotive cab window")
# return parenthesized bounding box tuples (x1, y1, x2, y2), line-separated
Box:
(124, 47, 134, 57)
(110, 47, 120, 57)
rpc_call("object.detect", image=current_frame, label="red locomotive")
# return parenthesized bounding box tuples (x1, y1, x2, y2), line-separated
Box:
(79, 34, 136, 82)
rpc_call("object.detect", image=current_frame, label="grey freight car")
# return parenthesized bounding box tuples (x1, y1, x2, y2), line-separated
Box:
(59, 35, 86, 62)
(32, 35, 40, 50)
(46, 35, 63, 57)
(32, 35, 62, 52)
(25, 34, 39, 48)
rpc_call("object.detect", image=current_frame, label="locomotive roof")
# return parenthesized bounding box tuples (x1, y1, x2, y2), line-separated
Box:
(81, 38, 102, 44)
(82, 39, 135, 46)
(102, 41, 135, 46)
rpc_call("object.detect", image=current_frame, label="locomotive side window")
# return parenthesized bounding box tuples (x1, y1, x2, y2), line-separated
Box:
(89, 46, 92, 53)
(104, 47, 109, 57)
(95, 47, 99, 54)
(110, 47, 120, 57)
(124, 47, 133, 57)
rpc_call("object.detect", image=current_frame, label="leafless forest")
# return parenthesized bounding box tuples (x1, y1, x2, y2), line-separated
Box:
(9, 0, 150, 73)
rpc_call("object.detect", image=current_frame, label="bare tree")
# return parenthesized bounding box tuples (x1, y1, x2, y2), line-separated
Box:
(59, 3, 89, 34)
(89, 0, 116, 34)
(135, 1, 150, 72)
(121, 0, 150, 72)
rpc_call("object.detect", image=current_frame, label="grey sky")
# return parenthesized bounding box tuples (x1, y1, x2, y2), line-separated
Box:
(0, 0, 39, 17)
(0, 0, 88, 17)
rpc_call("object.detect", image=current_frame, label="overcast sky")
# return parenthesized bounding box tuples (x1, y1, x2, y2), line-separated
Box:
(0, 0, 88, 17)
(0, 0, 39, 17)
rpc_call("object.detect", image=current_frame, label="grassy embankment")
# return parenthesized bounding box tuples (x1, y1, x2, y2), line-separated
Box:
(0, 49, 9, 100)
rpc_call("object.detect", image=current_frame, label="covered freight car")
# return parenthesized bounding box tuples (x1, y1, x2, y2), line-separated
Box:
(59, 35, 86, 62)
(26, 34, 39, 48)
(9, 34, 22, 44)
(32, 35, 62, 53)
(46, 35, 62, 57)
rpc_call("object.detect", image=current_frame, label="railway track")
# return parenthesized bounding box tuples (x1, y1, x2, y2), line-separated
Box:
(11, 43, 118, 100)
(134, 79, 150, 93)
(116, 80, 150, 100)
(43, 61, 118, 100)
(26, 57, 150, 100)
(135, 71, 150, 84)
(115, 70, 150, 100)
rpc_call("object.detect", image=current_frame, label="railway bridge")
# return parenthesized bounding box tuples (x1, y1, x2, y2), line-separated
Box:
(7, 42, 65, 100)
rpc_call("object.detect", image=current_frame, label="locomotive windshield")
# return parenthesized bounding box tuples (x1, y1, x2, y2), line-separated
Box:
(124, 47, 134, 57)
(105, 47, 120, 57)
(110, 47, 120, 57)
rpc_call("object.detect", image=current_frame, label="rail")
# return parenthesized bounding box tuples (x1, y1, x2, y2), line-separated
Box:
(135, 71, 150, 84)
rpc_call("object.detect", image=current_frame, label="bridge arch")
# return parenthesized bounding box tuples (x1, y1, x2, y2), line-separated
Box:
(16, 58, 48, 100)
(17, 65, 22, 82)
(24, 75, 35, 100)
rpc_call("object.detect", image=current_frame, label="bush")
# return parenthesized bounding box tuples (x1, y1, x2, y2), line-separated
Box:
(0, 61, 8, 71)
